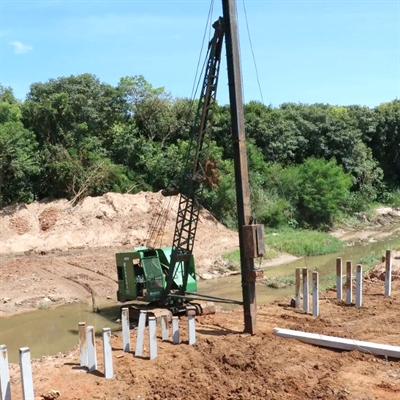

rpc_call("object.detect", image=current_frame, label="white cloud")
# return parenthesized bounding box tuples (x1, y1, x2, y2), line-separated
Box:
(9, 41, 33, 54)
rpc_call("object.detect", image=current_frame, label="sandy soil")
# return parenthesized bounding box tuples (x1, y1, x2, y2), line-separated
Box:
(0, 192, 240, 316)
(2, 193, 398, 317)
(1, 193, 400, 399)
(5, 270, 400, 400)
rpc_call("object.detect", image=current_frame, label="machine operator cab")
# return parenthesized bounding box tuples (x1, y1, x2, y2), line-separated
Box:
(115, 246, 198, 304)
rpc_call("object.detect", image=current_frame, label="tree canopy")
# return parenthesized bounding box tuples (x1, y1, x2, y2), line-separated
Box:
(1, 75, 399, 229)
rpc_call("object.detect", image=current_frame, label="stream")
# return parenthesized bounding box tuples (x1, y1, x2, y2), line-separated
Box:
(1, 231, 399, 363)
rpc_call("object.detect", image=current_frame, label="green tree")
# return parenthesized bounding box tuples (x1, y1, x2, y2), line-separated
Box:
(0, 87, 39, 206)
(118, 76, 193, 147)
(21, 74, 130, 199)
(368, 100, 400, 186)
(295, 158, 352, 228)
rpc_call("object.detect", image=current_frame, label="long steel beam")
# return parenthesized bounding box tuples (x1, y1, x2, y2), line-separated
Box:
(222, 0, 257, 334)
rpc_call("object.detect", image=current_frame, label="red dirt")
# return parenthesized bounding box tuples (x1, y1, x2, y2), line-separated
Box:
(1, 193, 400, 399)
(5, 277, 400, 400)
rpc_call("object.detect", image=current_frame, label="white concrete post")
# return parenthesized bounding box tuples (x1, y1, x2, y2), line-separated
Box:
(102, 328, 114, 379)
(135, 310, 147, 357)
(148, 316, 157, 360)
(161, 315, 169, 341)
(121, 307, 130, 352)
(0, 345, 11, 400)
(385, 249, 392, 297)
(336, 257, 343, 300)
(356, 264, 363, 308)
(295, 267, 301, 308)
(312, 271, 319, 317)
(302, 268, 309, 313)
(172, 316, 180, 344)
(19, 347, 34, 400)
(86, 326, 97, 372)
(346, 261, 352, 305)
(78, 322, 87, 367)
(187, 306, 196, 345)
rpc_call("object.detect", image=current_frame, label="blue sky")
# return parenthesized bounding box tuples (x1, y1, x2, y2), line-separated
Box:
(1, 0, 399, 107)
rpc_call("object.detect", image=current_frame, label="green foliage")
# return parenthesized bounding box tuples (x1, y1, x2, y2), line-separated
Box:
(264, 227, 344, 257)
(0, 88, 40, 206)
(262, 275, 295, 289)
(223, 227, 343, 263)
(295, 158, 353, 228)
(358, 253, 382, 269)
(367, 101, 400, 185)
(1, 75, 399, 235)
(379, 188, 400, 207)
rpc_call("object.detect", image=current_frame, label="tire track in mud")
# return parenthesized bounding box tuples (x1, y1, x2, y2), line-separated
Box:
(0, 253, 118, 314)
(38, 260, 113, 312)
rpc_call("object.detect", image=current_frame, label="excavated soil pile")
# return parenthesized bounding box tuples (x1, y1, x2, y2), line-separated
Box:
(0, 192, 238, 315)
(365, 253, 400, 281)
(0, 191, 237, 258)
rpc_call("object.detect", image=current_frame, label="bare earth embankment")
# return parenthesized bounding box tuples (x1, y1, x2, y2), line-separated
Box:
(0, 192, 240, 315)
(1, 193, 400, 399)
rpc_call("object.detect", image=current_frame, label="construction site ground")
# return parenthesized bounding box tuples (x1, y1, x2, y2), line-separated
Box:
(1, 192, 400, 399)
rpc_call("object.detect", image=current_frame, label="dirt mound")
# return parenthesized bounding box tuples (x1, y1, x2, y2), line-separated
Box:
(8, 216, 30, 235)
(38, 207, 59, 231)
(365, 250, 400, 281)
(0, 192, 240, 315)
(0, 192, 238, 265)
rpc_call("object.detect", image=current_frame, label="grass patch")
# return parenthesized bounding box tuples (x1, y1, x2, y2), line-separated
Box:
(223, 227, 343, 263)
(262, 275, 295, 289)
(359, 252, 382, 270)
(264, 227, 344, 257)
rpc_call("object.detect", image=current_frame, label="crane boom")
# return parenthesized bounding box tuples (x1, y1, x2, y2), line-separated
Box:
(164, 18, 225, 298)
(115, 1, 264, 334)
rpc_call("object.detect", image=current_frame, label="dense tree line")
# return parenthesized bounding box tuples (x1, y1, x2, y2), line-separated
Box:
(1, 74, 399, 229)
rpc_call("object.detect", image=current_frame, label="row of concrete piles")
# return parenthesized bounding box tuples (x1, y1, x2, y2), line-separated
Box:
(78, 305, 197, 378)
(294, 249, 394, 316)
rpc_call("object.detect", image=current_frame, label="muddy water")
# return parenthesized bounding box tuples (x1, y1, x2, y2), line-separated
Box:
(0, 300, 121, 363)
(198, 232, 400, 308)
(1, 231, 399, 362)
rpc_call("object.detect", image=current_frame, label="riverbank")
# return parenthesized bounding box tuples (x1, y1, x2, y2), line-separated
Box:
(1, 193, 399, 317)
(5, 268, 400, 400)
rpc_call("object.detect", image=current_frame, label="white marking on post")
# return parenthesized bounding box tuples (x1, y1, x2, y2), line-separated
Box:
(356, 264, 363, 307)
(346, 260, 352, 305)
(0, 345, 11, 400)
(172, 316, 180, 344)
(135, 310, 147, 357)
(78, 322, 87, 367)
(148, 316, 157, 360)
(336, 257, 342, 300)
(187, 306, 196, 345)
(161, 315, 169, 341)
(19, 347, 34, 400)
(385, 249, 392, 297)
(302, 268, 309, 313)
(102, 328, 113, 379)
(295, 267, 301, 308)
(312, 271, 319, 317)
(86, 325, 97, 372)
(121, 307, 130, 352)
